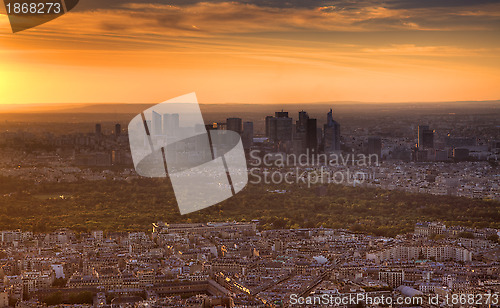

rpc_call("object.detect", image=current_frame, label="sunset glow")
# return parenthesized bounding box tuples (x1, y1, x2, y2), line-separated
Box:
(0, 0, 499, 105)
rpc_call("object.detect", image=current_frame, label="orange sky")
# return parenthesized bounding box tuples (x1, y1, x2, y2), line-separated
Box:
(0, 0, 499, 105)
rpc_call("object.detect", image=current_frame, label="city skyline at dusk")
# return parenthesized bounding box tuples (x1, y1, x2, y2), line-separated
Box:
(0, 1, 499, 307)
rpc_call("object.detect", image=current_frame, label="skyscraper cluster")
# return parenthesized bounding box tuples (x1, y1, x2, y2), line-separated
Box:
(143, 109, 341, 155)
(206, 118, 254, 150)
(264, 109, 341, 155)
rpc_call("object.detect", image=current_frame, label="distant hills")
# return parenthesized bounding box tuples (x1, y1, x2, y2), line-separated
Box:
(1, 100, 498, 115)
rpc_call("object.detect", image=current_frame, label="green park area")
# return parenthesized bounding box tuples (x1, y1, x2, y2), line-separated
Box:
(0, 176, 499, 237)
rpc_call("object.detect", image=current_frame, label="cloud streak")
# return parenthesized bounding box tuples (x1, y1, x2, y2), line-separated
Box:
(10, 0, 493, 40)
(0, 0, 499, 105)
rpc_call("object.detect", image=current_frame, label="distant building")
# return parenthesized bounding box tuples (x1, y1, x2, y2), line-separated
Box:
(296, 110, 309, 133)
(379, 270, 404, 288)
(417, 125, 428, 148)
(415, 222, 446, 236)
(92, 230, 104, 242)
(367, 136, 382, 158)
(389, 146, 411, 162)
(226, 118, 243, 135)
(152, 111, 162, 136)
(152, 222, 257, 237)
(292, 111, 308, 154)
(209, 122, 227, 130)
(95, 123, 102, 135)
(435, 149, 449, 161)
(324, 109, 341, 153)
(414, 149, 429, 162)
(265, 116, 273, 138)
(115, 123, 121, 137)
(446, 136, 476, 148)
(266, 111, 292, 142)
(242, 122, 253, 149)
(290, 111, 318, 154)
(418, 125, 434, 149)
(306, 118, 317, 154)
(367, 245, 472, 263)
(21, 270, 55, 293)
(163, 113, 179, 136)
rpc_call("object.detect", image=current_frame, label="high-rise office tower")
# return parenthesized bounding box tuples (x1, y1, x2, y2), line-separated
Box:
(115, 123, 121, 137)
(317, 127, 323, 149)
(242, 121, 254, 149)
(275, 112, 292, 142)
(95, 123, 102, 135)
(227, 118, 243, 135)
(267, 111, 292, 142)
(422, 130, 434, 149)
(367, 136, 382, 157)
(265, 115, 273, 138)
(418, 125, 434, 149)
(324, 109, 341, 153)
(296, 110, 309, 133)
(152, 111, 162, 136)
(275, 111, 288, 118)
(306, 118, 317, 153)
(417, 125, 428, 148)
(293, 111, 308, 154)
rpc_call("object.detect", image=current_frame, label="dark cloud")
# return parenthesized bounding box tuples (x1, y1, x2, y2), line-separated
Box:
(384, 0, 500, 9)
(74, 0, 500, 11)
(75, 0, 344, 11)
(68, 0, 500, 35)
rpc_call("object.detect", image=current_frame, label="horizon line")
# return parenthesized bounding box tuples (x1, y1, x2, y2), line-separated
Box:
(0, 99, 499, 111)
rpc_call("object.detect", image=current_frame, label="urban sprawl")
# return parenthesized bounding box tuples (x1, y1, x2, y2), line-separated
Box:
(0, 109, 499, 200)
(0, 221, 499, 307)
